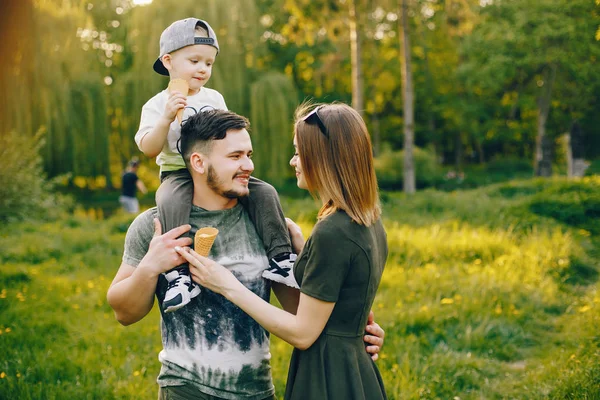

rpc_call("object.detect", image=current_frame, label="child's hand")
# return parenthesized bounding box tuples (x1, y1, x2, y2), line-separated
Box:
(163, 91, 187, 122)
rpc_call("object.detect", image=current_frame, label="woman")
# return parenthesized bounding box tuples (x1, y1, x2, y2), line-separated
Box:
(177, 102, 388, 400)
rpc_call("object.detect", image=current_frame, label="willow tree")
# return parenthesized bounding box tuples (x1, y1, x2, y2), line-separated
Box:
(250, 72, 298, 186)
(2, 0, 112, 185)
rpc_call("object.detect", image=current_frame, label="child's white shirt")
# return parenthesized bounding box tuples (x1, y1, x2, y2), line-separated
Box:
(135, 87, 227, 173)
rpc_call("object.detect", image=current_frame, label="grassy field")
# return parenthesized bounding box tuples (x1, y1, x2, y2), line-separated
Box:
(1, 177, 599, 399)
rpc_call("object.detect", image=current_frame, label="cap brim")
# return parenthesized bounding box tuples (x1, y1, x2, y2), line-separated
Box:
(153, 58, 169, 76)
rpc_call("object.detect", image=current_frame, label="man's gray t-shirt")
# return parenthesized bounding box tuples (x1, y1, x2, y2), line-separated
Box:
(122, 204, 274, 399)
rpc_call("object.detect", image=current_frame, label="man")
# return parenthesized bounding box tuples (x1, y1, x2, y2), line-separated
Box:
(107, 109, 384, 399)
(119, 158, 147, 214)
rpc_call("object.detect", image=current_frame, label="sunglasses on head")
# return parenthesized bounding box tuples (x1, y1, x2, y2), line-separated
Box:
(303, 106, 329, 138)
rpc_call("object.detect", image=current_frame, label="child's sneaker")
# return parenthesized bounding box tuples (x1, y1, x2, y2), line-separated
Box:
(262, 253, 299, 289)
(163, 269, 201, 313)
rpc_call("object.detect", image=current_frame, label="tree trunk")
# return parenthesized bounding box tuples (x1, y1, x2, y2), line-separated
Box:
(474, 135, 485, 164)
(455, 132, 463, 170)
(569, 120, 589, 177)
(399, 0, 415, 194)
(565, 133, 573, 178)
(349, 0, 364, 115)
(538, 135, 553, 177)
(419, 15, 439, 165)
(534, 64, 557, 177)
(373, 112, 381, 157)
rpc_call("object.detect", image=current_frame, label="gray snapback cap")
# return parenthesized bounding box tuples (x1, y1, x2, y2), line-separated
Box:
(153, 18, 219, 76)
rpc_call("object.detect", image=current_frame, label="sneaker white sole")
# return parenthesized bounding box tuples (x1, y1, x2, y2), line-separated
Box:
(262, 270, 299, 289)
(163, 285, 202, 313)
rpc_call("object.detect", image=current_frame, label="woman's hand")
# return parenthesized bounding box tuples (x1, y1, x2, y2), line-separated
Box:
(286, 218, 305, 254)
(175, 247, 241, 296)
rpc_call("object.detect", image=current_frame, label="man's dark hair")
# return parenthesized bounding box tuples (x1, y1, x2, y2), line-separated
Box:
(179, 109, 250, 166)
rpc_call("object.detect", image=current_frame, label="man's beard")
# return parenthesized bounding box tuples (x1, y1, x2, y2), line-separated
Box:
(207, 165, 249, 199)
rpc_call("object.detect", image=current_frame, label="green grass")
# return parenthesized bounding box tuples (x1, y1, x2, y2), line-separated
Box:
(1, 177, 599, 399)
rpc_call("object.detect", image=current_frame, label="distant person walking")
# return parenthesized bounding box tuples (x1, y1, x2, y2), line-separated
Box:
(120, 158, 147, 214)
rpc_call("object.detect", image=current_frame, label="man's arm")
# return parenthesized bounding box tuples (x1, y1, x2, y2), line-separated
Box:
(107, 219, 192, 325)
(107, 263, 158, 325)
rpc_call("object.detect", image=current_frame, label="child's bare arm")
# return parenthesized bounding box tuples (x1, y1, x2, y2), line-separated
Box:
(139, 117, 171, 157)
(139, 91, 186, 157)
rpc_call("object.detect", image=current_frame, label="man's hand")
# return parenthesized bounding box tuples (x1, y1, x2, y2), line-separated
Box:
(138, 219, 192, 276)
(364, 311, 385, 361)
(285, 218, 305, 254)
(162, 91, 187, 123)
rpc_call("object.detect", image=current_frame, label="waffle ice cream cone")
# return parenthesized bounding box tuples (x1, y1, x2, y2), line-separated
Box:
(194, 227, 219, 257)
(168, 78, 189, 124)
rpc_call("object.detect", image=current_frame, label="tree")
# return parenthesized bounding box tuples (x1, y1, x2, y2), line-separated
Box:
(250, 72, 298, 186)
(399, 0, 415, 193)
(460, 0, 600, 176)
(349, 0, 364, 114)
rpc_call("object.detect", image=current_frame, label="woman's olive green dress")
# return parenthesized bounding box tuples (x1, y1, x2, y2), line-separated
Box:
(284, 211, 388, 400)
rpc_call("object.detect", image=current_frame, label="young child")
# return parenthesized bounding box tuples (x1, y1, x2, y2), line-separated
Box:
(135, 18, 297, 313)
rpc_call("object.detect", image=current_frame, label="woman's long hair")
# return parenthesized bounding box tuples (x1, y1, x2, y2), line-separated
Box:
(294, 102, 381, 226)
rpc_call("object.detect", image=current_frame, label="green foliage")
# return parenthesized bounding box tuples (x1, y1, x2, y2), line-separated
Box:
(250, 72, 298, 186)
(458, 0, 600, 163)
(3, 1, 112, 181)
(528, 177, 600, 234)
(485, 156, 533, 175)
(435, 157, 534, 191)
(0, 130, 72, 223)
(5, 0, 600, 186)
(585, 159, 600, 176)
(374, 146, 442, 190)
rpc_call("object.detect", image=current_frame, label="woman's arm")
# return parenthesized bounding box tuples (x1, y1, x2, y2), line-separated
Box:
(177, 247, 333, 350)
(230, 285, 334, 350)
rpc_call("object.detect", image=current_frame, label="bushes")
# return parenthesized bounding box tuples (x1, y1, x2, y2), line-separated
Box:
(485, 156, 533, 176)
(373, 150, 537, 192)
(374, 146, 442, 190)
(585, 158, 600, 176)
(0, 130, 72, 223)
